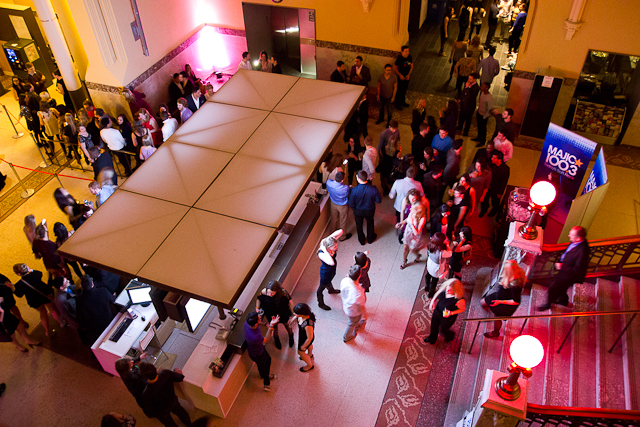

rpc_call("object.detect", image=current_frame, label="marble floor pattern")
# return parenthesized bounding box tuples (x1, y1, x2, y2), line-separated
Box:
(1, 75, 640, 426)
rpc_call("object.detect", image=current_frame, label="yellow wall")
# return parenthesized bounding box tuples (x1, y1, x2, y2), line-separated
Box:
(200, 0, 409, 51)
(517, 0, 640, 78)
(63, 0, 408, 87)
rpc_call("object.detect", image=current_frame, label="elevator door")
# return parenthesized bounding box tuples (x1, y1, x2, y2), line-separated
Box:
(272, 7, 300, 72)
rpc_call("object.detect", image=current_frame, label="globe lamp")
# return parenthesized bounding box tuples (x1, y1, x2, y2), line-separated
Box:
(519, 181, 556, 240)
(495, 335, 544, 401)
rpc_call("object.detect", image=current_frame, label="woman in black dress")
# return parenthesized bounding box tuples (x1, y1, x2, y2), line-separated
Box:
(447, 186, 470, 239)
(53, 222, 84, 279)
(256, 280, 294, 349)
(430, 204, 450, 238)
(424, 278, 466, 344)
(449, 226, 473, 278)
(11, 76, 27, 101)
(293, 303, 315, 372)
(380, 135, 401, 195)
(0, 279, 40, 352)
(346, 136, 363, 186)
(13, 263, 64, 338)
(411, 99, 427, 136)
(481, 260, 525, 338)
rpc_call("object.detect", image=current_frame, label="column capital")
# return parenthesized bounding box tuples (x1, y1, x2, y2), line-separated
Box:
(564, 19, 583, 40)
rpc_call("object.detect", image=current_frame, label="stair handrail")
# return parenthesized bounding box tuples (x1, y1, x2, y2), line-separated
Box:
(519, 403, 640, 426)
(529, 234, 640, 281)
(462, 309, 639, 355)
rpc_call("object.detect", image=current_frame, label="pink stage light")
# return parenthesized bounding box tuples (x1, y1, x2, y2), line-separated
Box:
(196, 25, 230, 73)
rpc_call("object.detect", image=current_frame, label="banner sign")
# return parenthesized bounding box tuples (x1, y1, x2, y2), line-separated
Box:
(532, 123, 597, 222)
(581, 148, 608, 195)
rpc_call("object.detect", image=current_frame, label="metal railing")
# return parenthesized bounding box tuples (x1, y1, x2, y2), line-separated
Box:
(463, 309, 640, 354)
(518, 403, 640, 426)
(529, 234, 640, 282)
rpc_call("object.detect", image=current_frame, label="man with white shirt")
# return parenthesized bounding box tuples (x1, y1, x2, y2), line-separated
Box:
(160, 111, 179, 142)
(340, 264, 367, 343)
(493, 131, 513, 162)
(99, 118, 131, 176)
(389, 166, 425, 241)
(473, 83, 495, 147)
(238, 52, 252, 71)
(185, 88, 206, 114)
(361, 136, 377, 182)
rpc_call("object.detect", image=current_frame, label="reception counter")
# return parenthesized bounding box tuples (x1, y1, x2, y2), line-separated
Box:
(179, 181, 330, 417)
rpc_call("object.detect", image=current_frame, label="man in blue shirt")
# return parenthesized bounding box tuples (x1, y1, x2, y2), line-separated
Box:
(432, 128, 453, 162)
(244, 311, 280, 391)
(508, 5, 527, 54)
(349, 170, 382, 245)
(326, 171, 352, 241)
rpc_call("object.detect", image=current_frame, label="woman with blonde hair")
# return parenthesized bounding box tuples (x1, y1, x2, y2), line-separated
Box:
(136, 108, 161, 147)
(397, 202, 429, 269)
(411, 99, 427, 136)
(481, 260, 525, 338)
(424, 278, 466, 344)
(316, 229, 343, 311)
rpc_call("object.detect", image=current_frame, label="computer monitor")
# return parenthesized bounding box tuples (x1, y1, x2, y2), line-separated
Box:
(127, 285, 152, 306)
(182, 298, 211, 333)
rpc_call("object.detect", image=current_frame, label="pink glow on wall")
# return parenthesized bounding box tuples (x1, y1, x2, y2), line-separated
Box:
(195, 25, 230, 73)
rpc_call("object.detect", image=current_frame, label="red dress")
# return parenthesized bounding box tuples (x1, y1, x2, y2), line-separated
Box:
(144, 117, 162, 147)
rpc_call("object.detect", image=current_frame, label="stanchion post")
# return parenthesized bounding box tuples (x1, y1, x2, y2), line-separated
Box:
(1, 104, 25, 139)
(53, 172, 64, 188)
(29, 132, 50, 168)
(8, 162, 35, 198)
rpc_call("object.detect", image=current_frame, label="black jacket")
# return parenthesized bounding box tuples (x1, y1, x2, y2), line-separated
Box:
(557, 240, 590, 285)
(489, 162, 510, 196)
(185, 93, 207, 114)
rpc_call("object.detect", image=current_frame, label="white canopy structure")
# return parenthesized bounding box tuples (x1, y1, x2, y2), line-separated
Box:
(59, 70, 365, 307)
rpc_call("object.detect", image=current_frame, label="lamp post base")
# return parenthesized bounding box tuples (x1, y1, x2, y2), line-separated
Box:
(20, 189, 35, 199)
(12, 132, 24, 139)
(518, 224, 539, 240)
(495, 376, 522, 401)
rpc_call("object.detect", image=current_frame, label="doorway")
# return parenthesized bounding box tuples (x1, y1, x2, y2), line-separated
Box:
(242, 3, 316, 78)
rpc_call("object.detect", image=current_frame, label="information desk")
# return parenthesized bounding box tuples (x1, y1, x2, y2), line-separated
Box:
(179, 182, 330, 417)
(92, 283, 159, 377)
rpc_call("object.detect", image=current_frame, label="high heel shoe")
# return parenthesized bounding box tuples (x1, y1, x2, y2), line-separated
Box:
(28, 342, 43, 348)
(19, 347, 28, 353)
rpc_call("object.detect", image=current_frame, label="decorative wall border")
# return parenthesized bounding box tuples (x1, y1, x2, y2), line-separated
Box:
(86, 26, 246, 93)
(316, 40, 398, 58)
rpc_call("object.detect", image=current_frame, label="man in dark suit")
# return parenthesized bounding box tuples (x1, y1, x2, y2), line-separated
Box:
(140, 362, 191, 427)
(330, 61, 348, 83)
(90, 146, 117, 185)
(349, 170, 382, 245)
(344, 94, 369, 141)
(185, 88, 206, 114)
(538, 226, 590, 310)
(443, 138, 463, 189)
(479, 150, 510, 217)
(411, 122, 431, 164)
(168, 73, 185, 111)
(76, 275, 115, 344)
(349, 56, 371, 87)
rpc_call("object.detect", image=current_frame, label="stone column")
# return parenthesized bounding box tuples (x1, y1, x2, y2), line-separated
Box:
(500, 221, 544, 279)
(31, 0, 88, 109)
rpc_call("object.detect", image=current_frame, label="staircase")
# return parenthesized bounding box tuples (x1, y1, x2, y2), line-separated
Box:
(442, 268, 640, 427)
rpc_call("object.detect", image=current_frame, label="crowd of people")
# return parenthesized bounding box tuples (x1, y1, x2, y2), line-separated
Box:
(0, 26, 594, 424)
